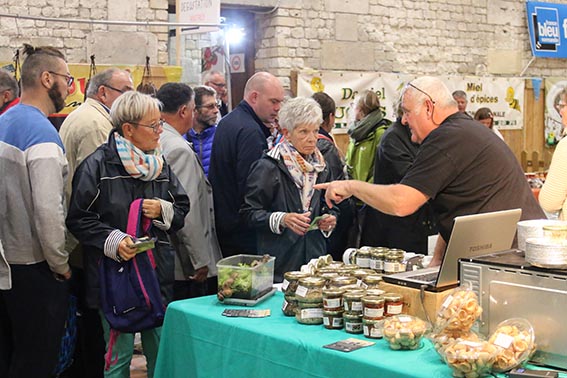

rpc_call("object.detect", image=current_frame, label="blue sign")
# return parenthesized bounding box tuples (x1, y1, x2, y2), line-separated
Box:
(526, 1, 567, 58)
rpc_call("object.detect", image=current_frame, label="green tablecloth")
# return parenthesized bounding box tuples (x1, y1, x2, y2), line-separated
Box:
(154, 291, 454, 378)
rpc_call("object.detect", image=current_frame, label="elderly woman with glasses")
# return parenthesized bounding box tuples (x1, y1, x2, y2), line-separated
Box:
(66, 91, 189, 378)
(540, 88, 567, 219)
(240, 97, 338, 282)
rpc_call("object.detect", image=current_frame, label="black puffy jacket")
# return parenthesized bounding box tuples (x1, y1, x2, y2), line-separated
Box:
(240, 151, 338, 282)
(66, 132, 190, 308)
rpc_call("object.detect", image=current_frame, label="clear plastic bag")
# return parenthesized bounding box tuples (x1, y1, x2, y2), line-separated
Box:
(488, 318, 535, 373)
(383, 314, 430, 350)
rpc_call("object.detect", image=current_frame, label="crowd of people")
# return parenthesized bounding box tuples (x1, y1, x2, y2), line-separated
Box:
(0, 45, 548, 378)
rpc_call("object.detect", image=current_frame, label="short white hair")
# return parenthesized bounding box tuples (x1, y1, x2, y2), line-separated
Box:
(405, 76, 456, 108)
(278, 97, 323, 132)
(111, 91, 162, 135)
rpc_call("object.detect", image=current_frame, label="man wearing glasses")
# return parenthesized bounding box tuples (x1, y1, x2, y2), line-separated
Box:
(317, 76, 544, 267)
(203, 70, 229, 118)
(0, 44, 72, 378)
(58, 67, 133, 377)
(185, 85, 220, 176)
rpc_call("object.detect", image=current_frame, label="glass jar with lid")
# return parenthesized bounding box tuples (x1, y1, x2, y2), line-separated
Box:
(322, 288, 345, 311)
(337, 264, 358, 276)
(384, 293, 404, 316)
(366, 288, 385, 297)
(329, 275, 357, 289)
(362, 295, 385, 319)
(282, 295, 298, 316)
(383, 249, 406, 274)
(322, 310, 344, 330)
(295, 276, 326, 302)
(361, 274, 383, 290)
(343, 289, 365, 314)
(282, 271, 311, 296)
(344, 312, 363, 334)
(319, 271, 339, 287)
(295, 301, 323, 325)
(355, 247, 372, 268)
(363, 318, 384, 339)
(369, 247, 388, 272)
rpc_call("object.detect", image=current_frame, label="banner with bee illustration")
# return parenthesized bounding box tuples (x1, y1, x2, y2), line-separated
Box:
(296, 70, 524, 132)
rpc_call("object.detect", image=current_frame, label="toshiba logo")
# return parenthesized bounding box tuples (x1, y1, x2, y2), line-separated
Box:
(469, 243, 492, 252)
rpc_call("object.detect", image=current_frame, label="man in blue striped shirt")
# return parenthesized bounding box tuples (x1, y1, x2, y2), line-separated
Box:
(0, 44, 73, 378)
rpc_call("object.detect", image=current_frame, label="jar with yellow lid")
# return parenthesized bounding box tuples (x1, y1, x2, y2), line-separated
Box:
(329, 276, 357, 288)
(362, 295, 385, 319)
(384, 293, 404, 316)
(366, 288, 386, 297)
(361, 274, 383, 290)
(322, 288, 345, 311)
(343, 290, 365, 314)
(369, 247, 388, 272)
(383, 249, 406, 274)
(295, 276, 326, 302)
(355, 247, 372, 268)
(337, 264, 358, 275)
(282, 271, 311, 296)
(319, 271, 339, 287)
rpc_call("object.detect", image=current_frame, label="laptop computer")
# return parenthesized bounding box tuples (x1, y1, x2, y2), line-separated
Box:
(382, 208, 522, 292)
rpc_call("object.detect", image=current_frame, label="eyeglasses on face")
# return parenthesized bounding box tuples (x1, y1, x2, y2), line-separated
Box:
(103, 84, 127, 94)
(209, 81, 226, 88)
(48, 71, 74, 86)
(131, 119, 164, 133)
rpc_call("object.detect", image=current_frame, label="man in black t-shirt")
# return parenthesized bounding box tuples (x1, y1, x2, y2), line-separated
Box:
(316, 76, 544, 266)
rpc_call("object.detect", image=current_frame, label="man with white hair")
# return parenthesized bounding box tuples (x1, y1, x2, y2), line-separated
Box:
(317, 76, 544, 267)
(0, 69, 19, 115)
(203, 70, 228, 118)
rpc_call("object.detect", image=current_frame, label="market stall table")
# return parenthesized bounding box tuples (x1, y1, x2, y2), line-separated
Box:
(154, 291, 453, 378)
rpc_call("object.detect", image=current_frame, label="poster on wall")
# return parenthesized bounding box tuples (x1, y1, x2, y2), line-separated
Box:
(544, 77, 567, 145)
(296, 71, 413, 131)
(443, 77, 525, 130)
(0, 62, 182, 116)
(297, 71, 525, 131)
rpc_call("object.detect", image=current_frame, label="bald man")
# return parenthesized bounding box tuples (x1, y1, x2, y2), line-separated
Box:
(317, 76, 544, 267)
(209, 72, 285, 256)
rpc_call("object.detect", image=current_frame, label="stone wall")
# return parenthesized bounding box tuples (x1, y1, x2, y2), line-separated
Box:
(0, 0, 565, 85)
(0, 0, 169, 65)
(253, 0, 567, 88)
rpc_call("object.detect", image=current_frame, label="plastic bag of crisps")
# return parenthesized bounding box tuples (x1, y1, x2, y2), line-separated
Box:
(383, 314, 430, 350)
(428, 329, 482, 360)
(443, 339, 499, 377)
(435, 286, 482, 334)
(488, 318, 535, 373)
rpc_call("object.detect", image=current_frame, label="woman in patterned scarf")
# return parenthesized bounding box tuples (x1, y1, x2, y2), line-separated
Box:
(66, 91, 189, 378)
(241, 97, 338, 282)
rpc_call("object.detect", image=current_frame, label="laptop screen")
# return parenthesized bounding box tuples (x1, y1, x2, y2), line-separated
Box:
(436, 208, 522, 287)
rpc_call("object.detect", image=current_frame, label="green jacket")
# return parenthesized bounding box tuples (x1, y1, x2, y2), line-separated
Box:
(346, 110, 391, 183)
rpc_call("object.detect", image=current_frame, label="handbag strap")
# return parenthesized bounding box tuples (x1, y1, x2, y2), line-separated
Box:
(127, 199, 151, 238)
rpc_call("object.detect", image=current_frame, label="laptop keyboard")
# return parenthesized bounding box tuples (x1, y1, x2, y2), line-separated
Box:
(408, 271, 438, 283)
